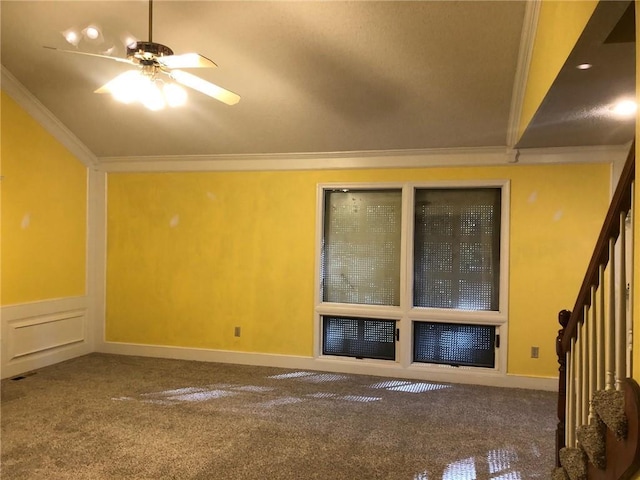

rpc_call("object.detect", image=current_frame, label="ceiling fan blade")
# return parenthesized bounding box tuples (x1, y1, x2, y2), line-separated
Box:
(94, 71, 140, 97)
(158, 53, 217, 69)
(170, 70, 240, 106)
(43, 46, 134, 65)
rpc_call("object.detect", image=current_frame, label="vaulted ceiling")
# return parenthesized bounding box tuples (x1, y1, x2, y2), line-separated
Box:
(1, 1, 635, 160)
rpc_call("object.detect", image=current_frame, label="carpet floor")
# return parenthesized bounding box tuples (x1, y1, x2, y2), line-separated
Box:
(1, 353, 557, 479)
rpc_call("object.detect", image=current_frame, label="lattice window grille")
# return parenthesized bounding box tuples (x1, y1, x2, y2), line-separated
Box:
(413, 321, 496, 368)
(323, 316, 396, 361)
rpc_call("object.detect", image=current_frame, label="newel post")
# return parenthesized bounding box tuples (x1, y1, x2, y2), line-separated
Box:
(556, 309, 571, 467)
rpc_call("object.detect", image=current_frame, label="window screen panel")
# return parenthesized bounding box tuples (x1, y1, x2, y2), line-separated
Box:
(413, 321, 496, 368)
(323, 316, 396, 360)
(414, 188, 501, 311)
(322, 190, 401, 306)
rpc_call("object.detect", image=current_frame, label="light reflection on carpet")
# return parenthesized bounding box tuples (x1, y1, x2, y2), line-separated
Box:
(413, 448, 522, 480)
(443, 457, 476, 480)
(305, 392, 338, 399)
(488, 447, 518, 474)
(268, 371, 350, 383)
(339, 395, 381, 403)
(369, 380, 412, 389)
(113, 374, 455, 409)
(388, 382, 450, 393)
(369, 380, 451, 393)
(166, 390, 234, 402)
(268, 371, 316, 379)
(136, 388, 238, 404)
(231, 385, 274, 392)
(253, 396, 304, 408)
(298, 373, 350, 383)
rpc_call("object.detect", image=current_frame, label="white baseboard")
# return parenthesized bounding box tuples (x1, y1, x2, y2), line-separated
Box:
(98, 341, 558, 392)
(1, 297, 92, 379)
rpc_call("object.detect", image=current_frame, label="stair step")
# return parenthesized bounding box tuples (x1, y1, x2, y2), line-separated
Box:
(592, 390, 628, 440)
(559, 447, 587, 480)
(576, 417, 606, 469)
(552, 467, 570, 480)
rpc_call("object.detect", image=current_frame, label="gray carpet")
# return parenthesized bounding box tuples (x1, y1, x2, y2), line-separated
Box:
(1, 353, 557, 479)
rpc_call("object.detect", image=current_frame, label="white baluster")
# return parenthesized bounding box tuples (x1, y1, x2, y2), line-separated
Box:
(576, 320, 583, 429)
(616, 212, 627, 390)
(567, 337, 576, 447)
(581, 310, 589, 426)
(597, 265, 605, 391)
(588, 287, 597, 422)
(606, 238, 616, 390)
(628, 184, 635, 378)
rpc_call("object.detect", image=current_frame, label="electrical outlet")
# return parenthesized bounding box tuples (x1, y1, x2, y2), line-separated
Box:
(531, 346, 539, 358)
(234, 326, 241, 337)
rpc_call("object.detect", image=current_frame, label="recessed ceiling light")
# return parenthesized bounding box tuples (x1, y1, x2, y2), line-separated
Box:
(610, 99, 637, 118)
(576, 63, 592, 70)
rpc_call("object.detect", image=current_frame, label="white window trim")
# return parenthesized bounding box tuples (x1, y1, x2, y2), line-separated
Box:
(314, 180, 510, 376)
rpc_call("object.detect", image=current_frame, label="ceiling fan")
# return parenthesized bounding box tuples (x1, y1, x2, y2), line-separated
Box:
(44, 0, 240, 109)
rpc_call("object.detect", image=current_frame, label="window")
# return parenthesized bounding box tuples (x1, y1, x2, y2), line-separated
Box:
(316, 182, 508, 370)
(413, 321, 496, 368)
(323, 316, 396, 360)
(413, 188, 501, 311)
(322, 190, 401, 306)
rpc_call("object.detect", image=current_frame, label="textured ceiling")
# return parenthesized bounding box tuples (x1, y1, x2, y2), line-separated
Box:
(516, 1, 636, 149)
(0, 1, 635, 159)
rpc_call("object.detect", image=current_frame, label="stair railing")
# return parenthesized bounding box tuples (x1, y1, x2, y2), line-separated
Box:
(556, 141, 635, 473)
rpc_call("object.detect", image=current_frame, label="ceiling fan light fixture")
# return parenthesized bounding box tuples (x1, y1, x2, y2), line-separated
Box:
(83, 26, 101, 40)
(62, 29, 80, 46)
(122, 34, 138, 49)
(54, 0, 239, 108)
(99, 70, 190, 110)
(140, 81, 166, 111)
(163, 83, 188, 107)
(104, 71, 147, 104)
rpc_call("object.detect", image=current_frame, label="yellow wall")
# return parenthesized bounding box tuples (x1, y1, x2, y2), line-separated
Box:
(1, 91, 87, 305)
(107, 162, 610, 377)
(518, 0, 598, 142)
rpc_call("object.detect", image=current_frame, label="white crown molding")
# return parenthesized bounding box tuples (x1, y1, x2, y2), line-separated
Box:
(506, 0, 541, 148)
(1, 66, 98, 168)
(99, 146, 510, 172)
(98, 143, 628, 173)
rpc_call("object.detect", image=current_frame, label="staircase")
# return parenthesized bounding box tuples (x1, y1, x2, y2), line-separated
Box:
(554, 142, 638, 480)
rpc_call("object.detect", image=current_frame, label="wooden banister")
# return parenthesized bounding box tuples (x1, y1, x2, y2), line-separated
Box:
(560, 142, 635, 354)
(557, 309, 571, 467)
(555, 140, 636, 478)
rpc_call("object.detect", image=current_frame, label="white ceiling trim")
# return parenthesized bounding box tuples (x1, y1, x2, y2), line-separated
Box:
(2, 63, 625, 175)
(99, 147, 512, 172)
(98, 144, 626, 173)
(506, 0, 541, 148)
(1, 66, 98, 168)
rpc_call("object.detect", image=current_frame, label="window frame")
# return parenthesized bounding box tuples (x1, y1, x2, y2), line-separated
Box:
(314, 180, 510, 374)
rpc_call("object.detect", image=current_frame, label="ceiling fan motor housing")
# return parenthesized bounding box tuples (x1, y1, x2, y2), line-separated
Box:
(127, 41, 174, 64)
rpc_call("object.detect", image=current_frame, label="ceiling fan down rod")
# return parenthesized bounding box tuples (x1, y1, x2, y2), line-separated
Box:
(148, 0, 153, 42)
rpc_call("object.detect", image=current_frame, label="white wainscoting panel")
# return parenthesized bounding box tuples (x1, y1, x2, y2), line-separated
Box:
(1, 297, 91, 379)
